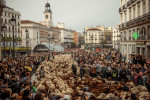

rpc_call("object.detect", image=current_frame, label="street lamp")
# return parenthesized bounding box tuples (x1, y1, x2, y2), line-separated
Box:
(2, 23, 7, 58)
(10, 15, 16, 58)
(25, 28, 29, 45)
(90, 34, 93, 51)
(47, 34, 51, 52)
(25, 28, 29, 52)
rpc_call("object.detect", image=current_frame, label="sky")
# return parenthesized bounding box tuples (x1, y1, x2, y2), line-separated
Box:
(6, 0, 120, 32)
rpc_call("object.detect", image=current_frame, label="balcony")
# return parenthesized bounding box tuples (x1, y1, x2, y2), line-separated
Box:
(120, 12, 150, 30)
(122, 4, 127, 10)
(127, 0, 137, 7)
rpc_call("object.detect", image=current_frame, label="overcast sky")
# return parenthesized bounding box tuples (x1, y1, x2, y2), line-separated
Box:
(6, 0, 120, 32)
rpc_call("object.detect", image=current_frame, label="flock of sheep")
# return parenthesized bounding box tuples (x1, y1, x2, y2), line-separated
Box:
(34, 54, 150, 100)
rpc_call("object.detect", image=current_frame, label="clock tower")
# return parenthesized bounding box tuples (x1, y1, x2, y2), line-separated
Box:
(43, 2, 53, 27)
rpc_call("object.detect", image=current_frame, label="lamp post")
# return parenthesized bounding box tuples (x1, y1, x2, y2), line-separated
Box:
(10, 15, 16, 58)
(2, 24, 6, 58)
(90, 34, 93, 51)
(47, 34, 51, 52)
(25, 28, 29, 54)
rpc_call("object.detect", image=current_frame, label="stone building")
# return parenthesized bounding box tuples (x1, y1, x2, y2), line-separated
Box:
(1, 5, 21, 57)
(0, 0, 6, 60)
(119, 0, 150, 61)
(113, 25, 120, 50)
(84, 26, 113, 49)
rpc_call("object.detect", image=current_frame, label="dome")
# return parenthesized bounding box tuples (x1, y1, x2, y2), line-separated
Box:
(45, 3, 50, 7)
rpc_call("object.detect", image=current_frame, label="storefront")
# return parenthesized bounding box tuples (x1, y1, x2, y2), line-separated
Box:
(136, 42, 146, 58)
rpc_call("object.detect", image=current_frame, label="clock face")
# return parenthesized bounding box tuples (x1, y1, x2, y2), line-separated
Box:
(45, 15, 48, 19)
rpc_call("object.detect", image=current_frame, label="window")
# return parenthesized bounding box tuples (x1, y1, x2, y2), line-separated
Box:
(143, 0, 146, 14)
(129, 30, 131, 40)
(133, 6, 135, 18)
(5, 19, 7, 23)
(9, 27, 10, 31)
(18, 15, 19, 19)
(5, 12, 6, 16)
(129, 8, 131, 20)
(137, 2, 140, 16)
(124, 11, 127, 22)
(121, 14, 122, 23)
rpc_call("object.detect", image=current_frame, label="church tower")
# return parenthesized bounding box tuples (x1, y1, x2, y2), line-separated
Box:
(43, 1, 53, 27)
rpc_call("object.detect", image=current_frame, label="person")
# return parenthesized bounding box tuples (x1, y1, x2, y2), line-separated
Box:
(39, 66, 45, 78)
(122, 54, 126, 62)
(91, 63, 97, 77)
(63, 94, 72, 100)
(72, 62, 77, 78)
(9, 75, 19, 94)
(101, 64, 107, 78)
(79, 62, 84, 79)
(34, 92, 48, 100)
(32, 81, 38, 98)
(84, 64, 90, 76)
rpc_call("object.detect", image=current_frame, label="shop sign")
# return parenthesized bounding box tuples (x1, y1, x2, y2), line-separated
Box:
(136, 42, 145, 45)
(136, 45, 145, 47)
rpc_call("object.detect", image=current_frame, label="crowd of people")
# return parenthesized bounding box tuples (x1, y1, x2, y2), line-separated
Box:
(0, 48, 149, 100)
(0, 53, 49, 100)
(73, 49, 150, 88)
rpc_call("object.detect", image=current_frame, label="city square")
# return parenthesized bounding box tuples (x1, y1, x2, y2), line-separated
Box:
(0, 0, 150, 100)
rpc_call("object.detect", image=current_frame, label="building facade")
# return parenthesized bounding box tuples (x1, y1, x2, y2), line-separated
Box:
(54, 22, 75, 49)
(0, 0, 6, 60)
(119, 0, 150, 61)
(1, 6, 21, 57)
(113, 25, 120, 50)
(84, 26, 113, 49)
(21, 20, 60, 52)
